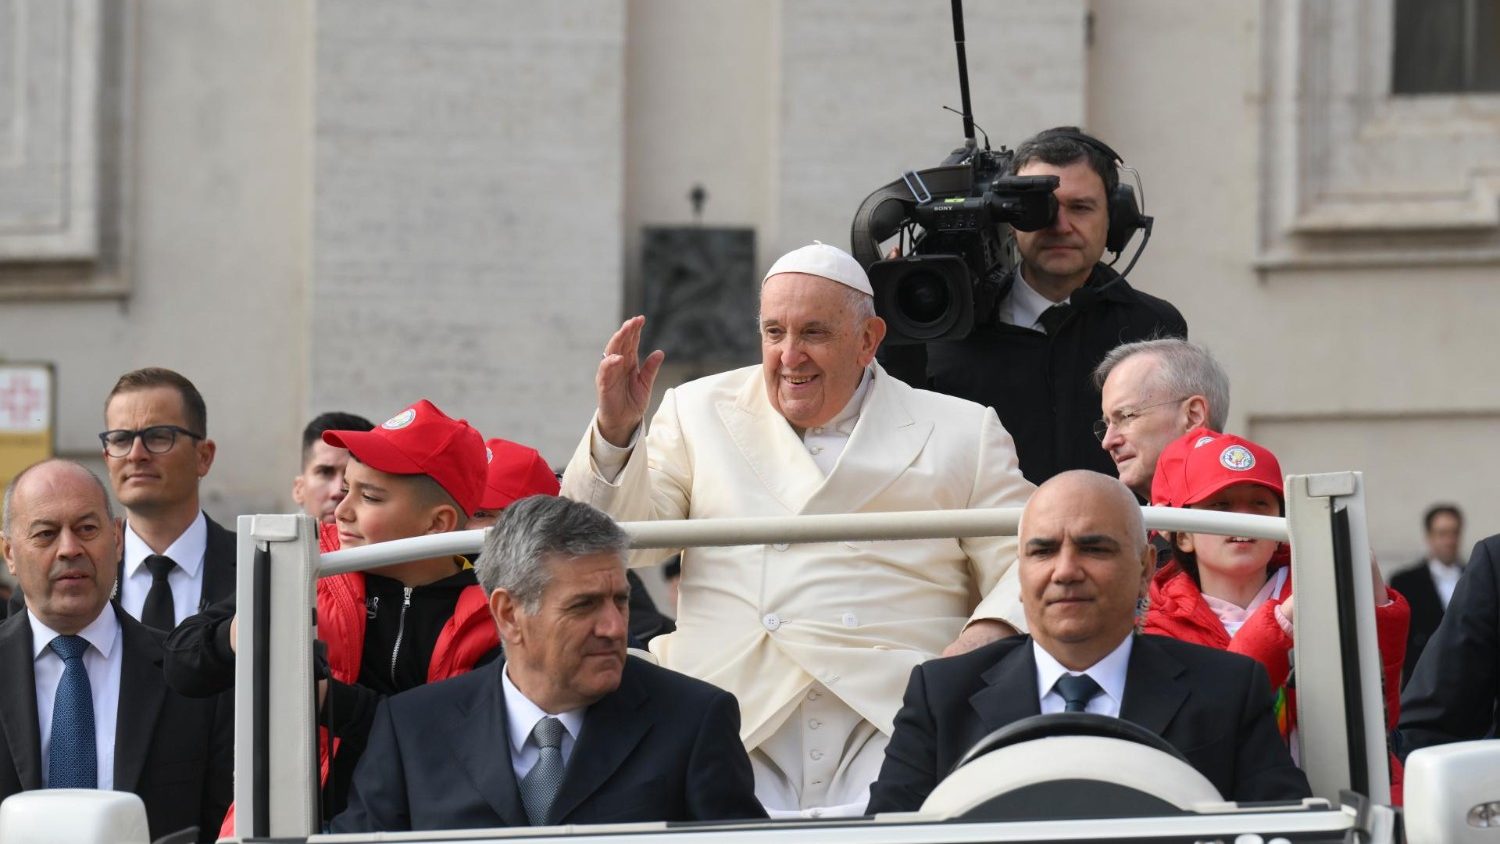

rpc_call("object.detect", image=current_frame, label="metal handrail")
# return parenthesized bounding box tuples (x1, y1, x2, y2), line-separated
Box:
(318, 506, 1287, 577)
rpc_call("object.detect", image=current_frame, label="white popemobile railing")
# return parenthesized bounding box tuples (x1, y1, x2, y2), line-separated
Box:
(230, 472, 1399, 843)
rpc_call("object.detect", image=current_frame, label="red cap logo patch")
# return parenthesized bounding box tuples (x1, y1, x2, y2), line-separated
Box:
(1220, 445, 1256, 471)
(382, 408, 416, 430)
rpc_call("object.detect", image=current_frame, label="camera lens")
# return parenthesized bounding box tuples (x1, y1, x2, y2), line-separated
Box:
(896, 272, 951, 326)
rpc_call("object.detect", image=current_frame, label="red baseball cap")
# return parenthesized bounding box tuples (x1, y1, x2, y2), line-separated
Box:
(1150, 427, 1215, 507)
(322, 399, 485, 515)
(1171, 430, 1284, 507)
(479, 437, 559, 511)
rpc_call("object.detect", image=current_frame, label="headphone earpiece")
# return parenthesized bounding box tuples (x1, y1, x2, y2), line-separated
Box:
(1038, 129, 1148, 255)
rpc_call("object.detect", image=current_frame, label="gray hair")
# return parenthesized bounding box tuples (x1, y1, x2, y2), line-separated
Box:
(475, 495, 629, 613)
(2, 459, 115, 536)
(1093, 338, 1230, 431)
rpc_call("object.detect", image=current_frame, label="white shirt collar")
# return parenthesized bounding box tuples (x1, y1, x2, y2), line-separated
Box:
(1033, 633, 1134, 714)
(501, 663, 586, 755)
(28, 605, 121, 662)
(123, 510, 207, 579)
(804, 365, 873, 439)
(1005, 268, 1072, 333)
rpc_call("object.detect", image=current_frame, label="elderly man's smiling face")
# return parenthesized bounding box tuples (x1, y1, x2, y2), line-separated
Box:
(759, 273, 885, 432)
(1019, 470, 1153, 670)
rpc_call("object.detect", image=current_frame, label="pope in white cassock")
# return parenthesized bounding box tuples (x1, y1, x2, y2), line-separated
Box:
(562, 242, 1035, 817)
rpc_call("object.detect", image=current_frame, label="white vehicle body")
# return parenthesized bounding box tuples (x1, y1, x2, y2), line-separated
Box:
(3, 471, 1496, 843)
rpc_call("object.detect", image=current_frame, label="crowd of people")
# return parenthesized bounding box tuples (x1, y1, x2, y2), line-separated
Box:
(0, 127, 1493, 841)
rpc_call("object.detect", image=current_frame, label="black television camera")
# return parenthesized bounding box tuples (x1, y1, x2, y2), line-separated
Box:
(850, 148, 1058, 346)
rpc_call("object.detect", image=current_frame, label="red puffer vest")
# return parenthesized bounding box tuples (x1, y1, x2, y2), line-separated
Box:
(1143, 555, 1410, 803)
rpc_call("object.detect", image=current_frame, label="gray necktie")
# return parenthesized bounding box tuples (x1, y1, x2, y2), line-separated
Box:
(520, 717, 565, 825)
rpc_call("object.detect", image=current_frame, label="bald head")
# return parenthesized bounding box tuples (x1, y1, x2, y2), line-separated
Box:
(1018, 470, 1153, 671)
(3, 459, 114, 536)
(1, 459, 121, 635)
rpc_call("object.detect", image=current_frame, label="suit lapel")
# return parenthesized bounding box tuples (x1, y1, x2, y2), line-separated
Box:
(451, 661, 528, 827)
(802, 366, 934, 517)
(969, 637, 1042, 736)
(716, 371, 825, 513)
(1120, 635, 1189, 736)
(113, 609, 166, 793)
(548, 662, 650, 823)
(198, 514, 236, 608)
(0, 614, 42, 790)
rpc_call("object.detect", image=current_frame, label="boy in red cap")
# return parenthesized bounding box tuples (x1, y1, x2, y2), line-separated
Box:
(317, 399, 498, 729)
(1143, 428, 1409, 798)
(469, 437, 560, 529)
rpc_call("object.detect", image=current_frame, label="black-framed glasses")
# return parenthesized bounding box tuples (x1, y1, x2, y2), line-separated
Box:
(99, 425, 204, 457)
(1092, 397, 1189, 441)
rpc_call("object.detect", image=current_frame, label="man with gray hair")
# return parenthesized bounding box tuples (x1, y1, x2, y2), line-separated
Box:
(333, 495, 764, 832)
(1092, 338, 1230, 500)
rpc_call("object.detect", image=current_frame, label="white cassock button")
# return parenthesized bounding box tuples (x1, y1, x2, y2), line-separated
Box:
(808, 719, 822, 730)
(772, 543, 789, 552)
(841, 612, 858, 627)
(809, 750, 824, 761)
(806, 689, 821, 701)
(809, 445, 823, 455)
(763, 613, 781, 631)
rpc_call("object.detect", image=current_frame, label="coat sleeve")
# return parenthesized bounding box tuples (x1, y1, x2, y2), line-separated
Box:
(1399, 536, 1500, 754)
(1230, 658, 1312, 802)
(866, 664, 941, 813)
(1374, 588, 1410, 732)
(561, 390, 690, 569)
(684, 690, 768, 821)
(1228, 601, 1293, 687)
(963, 408, 1036, 631)
(329, 699, 411, 833)
(162, 593, 238, 698)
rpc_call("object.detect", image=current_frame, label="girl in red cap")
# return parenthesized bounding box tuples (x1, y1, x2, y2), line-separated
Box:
(1142, 428, 1409, 800)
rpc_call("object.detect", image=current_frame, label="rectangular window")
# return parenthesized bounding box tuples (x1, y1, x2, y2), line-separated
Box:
(1392, 0, 1500, 93)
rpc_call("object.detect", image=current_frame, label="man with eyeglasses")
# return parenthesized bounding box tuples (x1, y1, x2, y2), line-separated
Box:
(97, 368, 235, 631)
(1090, 339, 1230, 500)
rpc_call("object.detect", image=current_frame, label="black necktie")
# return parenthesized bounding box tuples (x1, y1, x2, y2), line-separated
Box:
(140, 554, 178, 631)
(1055, 673, 1103, 713)
(1037, 303, 1072, 336)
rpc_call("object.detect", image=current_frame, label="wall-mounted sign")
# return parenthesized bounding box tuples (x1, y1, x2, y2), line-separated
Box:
(0, 363, 55, 488)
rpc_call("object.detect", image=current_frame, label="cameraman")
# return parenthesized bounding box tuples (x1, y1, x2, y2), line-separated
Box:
(924, 127, 1186, 484)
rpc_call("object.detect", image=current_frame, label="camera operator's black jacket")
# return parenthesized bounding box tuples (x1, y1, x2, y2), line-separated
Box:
(908, 263, 1186, 485)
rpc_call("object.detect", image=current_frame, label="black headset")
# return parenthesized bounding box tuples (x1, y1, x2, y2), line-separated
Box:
(1033, 129, 1151, 255)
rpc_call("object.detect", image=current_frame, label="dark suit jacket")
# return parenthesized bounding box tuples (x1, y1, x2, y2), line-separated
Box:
(1400, 535, 1500, 753)
(332, 656, 766, 832)
(5, 513, 236, 621)
(1389, 560, 1447, 688)
(0, 606, 233, 843)
(866, 633, 1310, 813)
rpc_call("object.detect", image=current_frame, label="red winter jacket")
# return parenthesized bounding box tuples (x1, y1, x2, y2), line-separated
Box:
(315, 522, 498, 689)
(1142, 557, 1410, 803)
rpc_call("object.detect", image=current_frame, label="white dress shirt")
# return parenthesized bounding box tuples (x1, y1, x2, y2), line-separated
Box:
(1034, 634, 1133, 718)
(999, 269, 1070, 334)
(502, 665, 586, 780)
(30, 609, 122, 789)
(1428, 558, 1464, 610)
(120, 511, 207, 627)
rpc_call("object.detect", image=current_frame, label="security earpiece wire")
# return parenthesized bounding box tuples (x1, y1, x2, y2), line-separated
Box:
(1106, 163, 1152, 281)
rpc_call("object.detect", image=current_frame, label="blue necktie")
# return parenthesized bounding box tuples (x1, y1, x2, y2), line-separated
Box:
(1055, 673, 1103, 713)
(48, 635, 97, 789)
